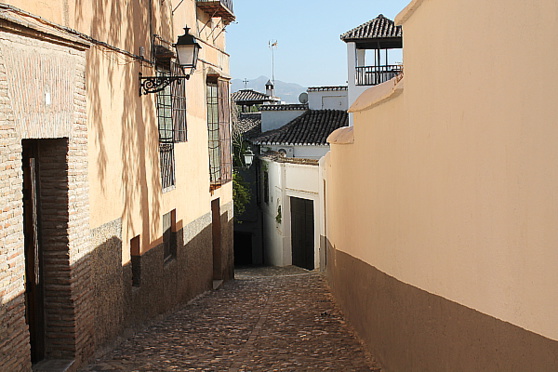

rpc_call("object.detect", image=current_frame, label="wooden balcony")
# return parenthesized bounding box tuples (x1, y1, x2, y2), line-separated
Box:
(355, 65, 403, 86)
(196, 0, 235, 24)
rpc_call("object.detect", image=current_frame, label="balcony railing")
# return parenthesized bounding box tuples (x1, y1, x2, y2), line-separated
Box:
(355, 65, 403, 86)
(196, 0, 235, 23)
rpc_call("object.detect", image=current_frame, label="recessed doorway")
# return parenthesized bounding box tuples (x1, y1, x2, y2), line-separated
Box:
(290, 197, 314, 270)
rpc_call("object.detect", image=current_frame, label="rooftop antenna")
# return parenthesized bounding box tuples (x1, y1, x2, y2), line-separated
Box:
(243, 78, 249, 89)
(268, 40, 278, 84)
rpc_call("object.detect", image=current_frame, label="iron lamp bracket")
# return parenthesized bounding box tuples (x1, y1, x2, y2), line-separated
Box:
(139, 73, 190, 96)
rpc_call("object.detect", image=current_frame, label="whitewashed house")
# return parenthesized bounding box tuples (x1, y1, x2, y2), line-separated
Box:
(341, 14, 403, 124)
(249, 87, 348, 269)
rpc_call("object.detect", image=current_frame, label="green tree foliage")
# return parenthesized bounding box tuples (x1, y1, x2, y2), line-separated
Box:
(233, 171, 251, 217)
(231, 100, 251, 218)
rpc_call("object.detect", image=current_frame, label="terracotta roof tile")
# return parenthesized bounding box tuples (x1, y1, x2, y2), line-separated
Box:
(307, 86, 348, 92)
(251, 110, 348, 146)
(260, 104, 308, 111)
(235, 113, 262, 139)
(340, 14, 402, 41)
(232, 89, 277, 103)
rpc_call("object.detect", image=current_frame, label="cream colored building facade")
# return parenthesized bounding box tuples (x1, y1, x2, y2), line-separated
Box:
(323, 0, 558, 370)
(0, 1, 234, 370)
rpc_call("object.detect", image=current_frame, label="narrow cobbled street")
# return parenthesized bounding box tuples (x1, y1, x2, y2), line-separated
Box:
(81, 267, 381, 371)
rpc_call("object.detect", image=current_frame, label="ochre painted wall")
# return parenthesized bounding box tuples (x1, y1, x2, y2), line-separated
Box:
(4, 0, 233, 259)
(325, 0, 558, 342)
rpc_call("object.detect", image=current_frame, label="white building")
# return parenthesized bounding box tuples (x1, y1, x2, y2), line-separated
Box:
(250, 87, 348, 269)
(341, 14, 403, 124)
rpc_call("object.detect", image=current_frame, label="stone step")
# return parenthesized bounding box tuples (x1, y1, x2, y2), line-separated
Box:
(212, 279, 224, 290)
(33, 359, 75, 372)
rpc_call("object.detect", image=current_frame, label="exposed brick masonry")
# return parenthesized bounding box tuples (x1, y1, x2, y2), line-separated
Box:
(0, 27, 30, 372)
(0, 25, 91, 370)
(89, 211, 217, 353)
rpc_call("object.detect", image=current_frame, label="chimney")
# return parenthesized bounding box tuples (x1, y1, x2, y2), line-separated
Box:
(265, 79, 274, 97)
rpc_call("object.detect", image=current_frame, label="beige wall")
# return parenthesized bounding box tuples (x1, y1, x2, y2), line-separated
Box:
(325, 0, 558, 341)
(5, 0, 233, 259)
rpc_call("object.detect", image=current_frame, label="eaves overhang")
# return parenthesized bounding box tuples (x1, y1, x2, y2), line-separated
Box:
(196, 0, 236, 25)
(0, 4, 90, 50)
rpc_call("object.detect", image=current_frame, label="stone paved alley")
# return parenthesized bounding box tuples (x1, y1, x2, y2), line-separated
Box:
(81, 267, 381, 371)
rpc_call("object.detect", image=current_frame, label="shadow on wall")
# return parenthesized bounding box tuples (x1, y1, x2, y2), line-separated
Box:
(0, 215, 222, 369)
(75, 0, 163, 244)
(0, 293, 33, 371)
(91, 226, 214, 350)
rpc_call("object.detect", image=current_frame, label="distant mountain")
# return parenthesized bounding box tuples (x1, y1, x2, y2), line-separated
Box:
(231, 76, 307, 104)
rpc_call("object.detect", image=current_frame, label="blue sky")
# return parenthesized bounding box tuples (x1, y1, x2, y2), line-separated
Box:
(226, 0, 411, 87)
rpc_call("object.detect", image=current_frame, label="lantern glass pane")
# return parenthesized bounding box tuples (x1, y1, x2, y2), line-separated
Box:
(176, 45, 195, 68)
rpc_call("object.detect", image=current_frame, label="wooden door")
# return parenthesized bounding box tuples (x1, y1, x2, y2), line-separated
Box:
(22, 141, 46, 363)
(290, 197, 314, 270)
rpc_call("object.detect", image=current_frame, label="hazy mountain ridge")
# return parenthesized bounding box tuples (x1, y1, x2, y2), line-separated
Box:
(231, 76, 307, 104)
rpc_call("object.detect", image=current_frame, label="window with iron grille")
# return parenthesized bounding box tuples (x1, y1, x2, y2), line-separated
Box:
(207, 79, 232, 187)
(156, 63, 186, 190)
(159, 143, 175, 190)
(156, 63, 187, 143)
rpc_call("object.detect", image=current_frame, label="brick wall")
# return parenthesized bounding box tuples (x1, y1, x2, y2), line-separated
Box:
(0, 130, 30, 370)
(0, 24, 31, 371)
(0, 10, 233, 370)
(66, 52, 94, 366)
(0, 23, 91, 370)
(0, 33, 79, 139)
(89, 212, 214, 352)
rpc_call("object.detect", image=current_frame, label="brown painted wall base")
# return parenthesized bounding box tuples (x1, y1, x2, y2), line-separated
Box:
(90, 215, 218, 352)
(85, 206, 234, 365)
(325, 242, 558, 372)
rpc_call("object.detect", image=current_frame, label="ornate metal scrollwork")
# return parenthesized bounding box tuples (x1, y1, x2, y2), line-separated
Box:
(139, 73, 190, 96)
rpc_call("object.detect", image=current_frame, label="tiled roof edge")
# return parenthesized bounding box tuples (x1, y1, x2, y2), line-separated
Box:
(307, 86, 348, 92)
(260, 104, 308, 111)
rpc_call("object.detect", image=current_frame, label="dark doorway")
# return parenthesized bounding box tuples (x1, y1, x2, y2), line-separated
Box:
(22, 140, 46, 363)
(290, 197, 314, 270)
(234, 231, 253, 266)
(211, 198, 222, 280)
(22, 138, 73, 364)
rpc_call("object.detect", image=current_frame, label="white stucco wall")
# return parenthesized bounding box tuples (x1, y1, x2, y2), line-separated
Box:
(261, 158, 322, 269)
(264, 144, 329, 160)
(308, 90, 348, 111)
(346, 42, 369, 117)
(293, 145, 329, 159)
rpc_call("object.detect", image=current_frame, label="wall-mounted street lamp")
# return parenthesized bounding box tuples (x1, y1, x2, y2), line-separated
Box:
(139, 27, 202, 96)
(243, 149, 255, 168)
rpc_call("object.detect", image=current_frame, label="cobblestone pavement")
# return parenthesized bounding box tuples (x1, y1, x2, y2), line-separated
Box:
(81, 267, 381, 371)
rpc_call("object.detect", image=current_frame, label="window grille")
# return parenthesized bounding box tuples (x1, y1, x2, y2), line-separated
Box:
(218, 80, 232, 183)
(156, 69, 173, 143)
(207, 79, 232, 186)
(159, 143, 175, 190)
(156, 62, 187, 143)
(171, 62, 187, 142)
(207, 81, 221, 183)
